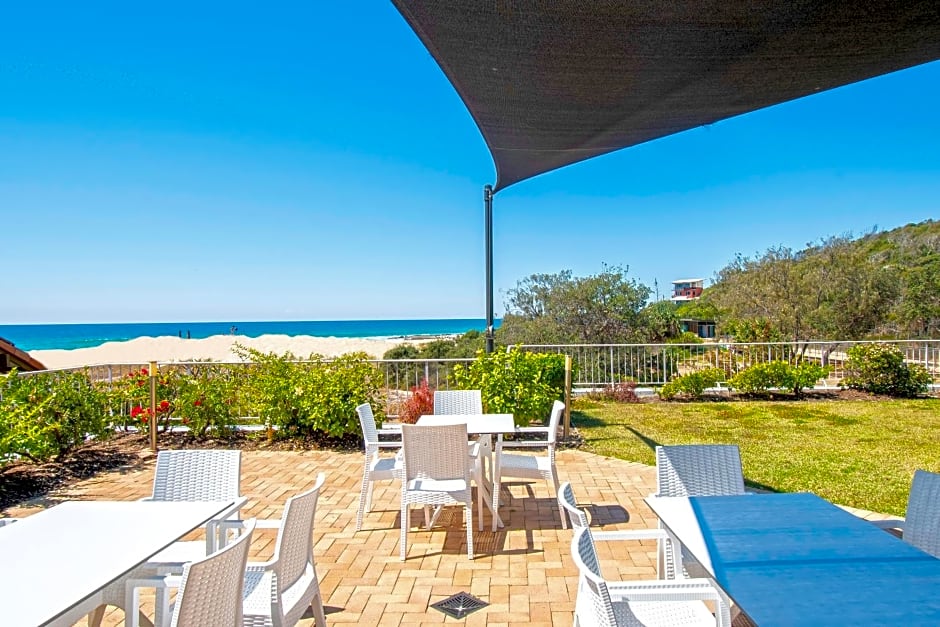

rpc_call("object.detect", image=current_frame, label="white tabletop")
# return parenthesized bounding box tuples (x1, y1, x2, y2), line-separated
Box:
(417, 413, 515, 434)
(0, 500, 234, 627)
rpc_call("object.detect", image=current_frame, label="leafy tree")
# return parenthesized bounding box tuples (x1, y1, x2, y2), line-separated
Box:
(497, 265, 652, 345)
(641, 300, 680, 342)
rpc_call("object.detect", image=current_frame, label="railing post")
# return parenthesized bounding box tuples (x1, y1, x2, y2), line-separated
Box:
(564, 355, 572, 439)
(148, 361, 158, 452)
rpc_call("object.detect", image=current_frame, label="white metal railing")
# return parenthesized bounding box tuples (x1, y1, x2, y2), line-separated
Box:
(14, 340, 940, 422)
(520, 340, 940, 388)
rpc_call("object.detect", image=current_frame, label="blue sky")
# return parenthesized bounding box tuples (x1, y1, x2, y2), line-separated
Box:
(2, 3, 938, 324)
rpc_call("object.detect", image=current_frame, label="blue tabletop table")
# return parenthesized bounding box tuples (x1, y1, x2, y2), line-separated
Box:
(646, 492, 940, 626)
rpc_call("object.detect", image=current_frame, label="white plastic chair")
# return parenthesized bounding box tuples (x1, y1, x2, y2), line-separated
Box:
(873, 469, 940, 558)
(400, 423, 474, 560)
(558, 482, 678, 580)
(240, 472, 327, 627)
(499, 400, 566, 527)
(429, 390, 490, 530)
(91, 449, 247, 627)
(169, 518, 256, 627)
(571, 526, 731, 627)
(654, 445, 745, 498)
(654, 444, 745, 584)
(129, 474, 328, 627)
(355, 403, 402, 531)
(433, 389, 483, 415)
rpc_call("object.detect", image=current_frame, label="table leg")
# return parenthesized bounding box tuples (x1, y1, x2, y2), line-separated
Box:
(492, 434, 504, 531)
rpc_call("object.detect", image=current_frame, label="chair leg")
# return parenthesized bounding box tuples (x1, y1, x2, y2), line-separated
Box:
(356, 466, 370, 531)
(550, 471, 566, 529)
(311, 591, 327, 627)
(400, 502, 409, 561)
(464, 502, 474, 560)
(86, 605, 106, 627)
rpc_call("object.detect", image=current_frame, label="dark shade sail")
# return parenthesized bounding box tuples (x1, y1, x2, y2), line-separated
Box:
(393, 1, 940, 191)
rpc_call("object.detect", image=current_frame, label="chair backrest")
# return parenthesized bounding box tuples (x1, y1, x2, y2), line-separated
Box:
(558, 482, 589, 529)
(433, 390, 483, 415)
(152, 449, 242, 502)
(905, 469, 940, 557)
(170, 518, 255, 627)
(401, 423, 470, 482)
(570, 526, 617, 627)
(655, 444, 745, 497)
(274, 473, 326, 598)
(356, 403, 379, 446)
(546, 400, 565, 444)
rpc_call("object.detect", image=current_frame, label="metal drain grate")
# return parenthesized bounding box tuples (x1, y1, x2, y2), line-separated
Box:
(431, 592, 488, 619)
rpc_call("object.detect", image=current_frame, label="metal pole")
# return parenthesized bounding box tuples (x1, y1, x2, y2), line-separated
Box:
(484, 184, 495, 353)
(563, 355, 572, 439)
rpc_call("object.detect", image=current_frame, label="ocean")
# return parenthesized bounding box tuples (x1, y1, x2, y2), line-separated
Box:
(0, 319, 495, 352)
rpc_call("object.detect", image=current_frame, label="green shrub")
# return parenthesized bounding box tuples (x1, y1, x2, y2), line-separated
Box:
(658, 367, 725, 400)
(0, 370, 109, 463)
(667, 331, 704, 344)
(173, 363, 240, 438)
(788, 362, 830, 398)
(236, 346, 384, 437)
(842, 343, 931, 397)
(452, 347, 565, 426)
(728, 361, 829, 398)
(729, 361, 791, 394)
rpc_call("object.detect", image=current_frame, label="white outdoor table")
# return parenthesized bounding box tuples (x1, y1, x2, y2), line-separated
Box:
(646, 492, 940, 626)
(417, 413, 515, 531)
(0, 499, 235, 627)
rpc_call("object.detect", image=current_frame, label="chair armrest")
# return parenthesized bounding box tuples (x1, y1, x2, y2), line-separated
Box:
(593, 529, 669, 542)
(376, 441, 403, 449)
(377, 425, 403, 434)
(607, 578, 730, 608)
(871, 518, 905, 531)
(514, 426, 549, 435)
(218, 518, 281, 532)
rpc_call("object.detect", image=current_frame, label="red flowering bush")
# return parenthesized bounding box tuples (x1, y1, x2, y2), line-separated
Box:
(398, 379, 435, 424)
(112, 367, 178, 432)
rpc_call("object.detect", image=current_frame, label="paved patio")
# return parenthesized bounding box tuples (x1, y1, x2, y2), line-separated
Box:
(2, 444, 892, 626)
(4, 445, 668, 626)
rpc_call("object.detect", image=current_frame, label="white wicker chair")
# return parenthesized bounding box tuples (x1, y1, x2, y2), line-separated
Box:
(429, 390, 490, 530)
(91, 449, 247, 627)
(499, 400, 566, 527)
(571, 526, 731, 627)
(400, 423, 475, 560)
(355, 403, 402, 531)
(654, 445, 745, 583)
(558, 482, 678, 580)
(433, 390, 483, 415)
(873, 469, 940, 558)
(169, 518, 256, 627)
(654, 445, 745, 498)
(240, 472, 327, 627)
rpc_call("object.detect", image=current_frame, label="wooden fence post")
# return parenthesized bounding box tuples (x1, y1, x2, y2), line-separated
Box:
(149, 361, 158, 452)
(564, 354, 572, 439)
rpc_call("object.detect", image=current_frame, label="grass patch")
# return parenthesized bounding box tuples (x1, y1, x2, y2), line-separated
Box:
(571, 398, 940, 516)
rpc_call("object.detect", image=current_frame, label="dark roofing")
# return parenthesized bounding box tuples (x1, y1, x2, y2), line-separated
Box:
(0, 337, 46, 373)
(392, 1, 940, 191)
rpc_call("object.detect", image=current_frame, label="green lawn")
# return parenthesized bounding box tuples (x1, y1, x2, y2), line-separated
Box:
(570, 398, 940, 516)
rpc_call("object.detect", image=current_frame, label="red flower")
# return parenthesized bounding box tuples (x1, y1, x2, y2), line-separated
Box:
(194, 399, 203, 407)
(159, 400, 170, 411)
(131, 405, 143, 418)
(140, 368, 148, 376)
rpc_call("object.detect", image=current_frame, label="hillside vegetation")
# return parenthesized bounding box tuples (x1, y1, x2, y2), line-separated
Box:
(703, 219, 940, 341)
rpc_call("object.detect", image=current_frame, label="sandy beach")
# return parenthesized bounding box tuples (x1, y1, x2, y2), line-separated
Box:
(30, 334, 423, 370)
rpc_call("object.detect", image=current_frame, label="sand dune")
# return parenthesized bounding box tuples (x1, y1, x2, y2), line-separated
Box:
(30, 334, 421, 369)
